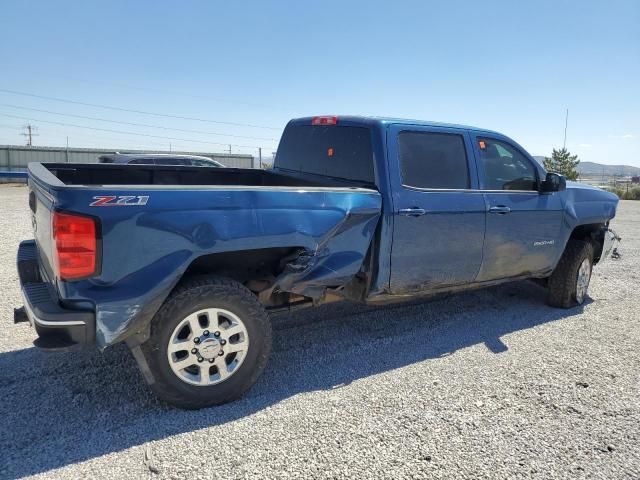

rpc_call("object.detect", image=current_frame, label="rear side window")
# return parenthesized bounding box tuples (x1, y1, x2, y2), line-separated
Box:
(275, 125, 374, 183)
(398, 131, 470, 189)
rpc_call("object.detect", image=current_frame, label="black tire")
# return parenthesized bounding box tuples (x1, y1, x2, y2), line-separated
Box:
(141, 276, 272, 409)
(547, 239, 594, 308)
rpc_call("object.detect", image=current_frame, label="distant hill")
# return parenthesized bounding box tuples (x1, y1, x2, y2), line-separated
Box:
(532, 157, 639, 176)
(577, 162, 640, 176)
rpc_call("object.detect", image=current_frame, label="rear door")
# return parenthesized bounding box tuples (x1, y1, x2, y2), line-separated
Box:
(388, 124, 486, 293)
(470, 134, 564, 281)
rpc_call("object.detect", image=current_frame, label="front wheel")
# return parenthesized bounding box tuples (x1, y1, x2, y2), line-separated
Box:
(141, 276, 272, 409)
(547, 239, 594, 308)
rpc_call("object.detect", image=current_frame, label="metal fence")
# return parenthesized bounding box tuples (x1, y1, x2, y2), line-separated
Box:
(0, 145, 256, 171)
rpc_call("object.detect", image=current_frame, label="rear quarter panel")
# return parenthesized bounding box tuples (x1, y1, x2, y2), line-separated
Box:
(51, 185, 381, 348)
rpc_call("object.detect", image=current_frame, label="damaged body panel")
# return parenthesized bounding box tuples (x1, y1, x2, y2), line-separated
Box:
(27, 165, 381, 348)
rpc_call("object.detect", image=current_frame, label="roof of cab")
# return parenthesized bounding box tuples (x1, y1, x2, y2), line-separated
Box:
(288, 115, 502, 136)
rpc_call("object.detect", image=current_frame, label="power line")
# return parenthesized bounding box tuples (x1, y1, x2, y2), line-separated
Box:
(0, 88, 282, 130)
(2, 123, 211, 151)
(12, 124, 179, 148)
(39, 72, 291, 112)
(0, 104, 278, 141)
(0, 113, 276, 150)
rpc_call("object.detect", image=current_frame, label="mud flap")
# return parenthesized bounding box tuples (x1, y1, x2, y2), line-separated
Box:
(600, 228, 621, 262)
(128, 341, 156, 385)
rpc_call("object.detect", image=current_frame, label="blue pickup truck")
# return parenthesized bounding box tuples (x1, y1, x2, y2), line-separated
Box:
(15, 116, 619, 408)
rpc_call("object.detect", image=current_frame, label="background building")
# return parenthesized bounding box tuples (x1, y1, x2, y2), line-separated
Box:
(0, 144, 256, 171)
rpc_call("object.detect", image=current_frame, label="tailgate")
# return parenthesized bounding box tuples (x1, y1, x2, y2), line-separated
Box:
(28, 177, 57, 282)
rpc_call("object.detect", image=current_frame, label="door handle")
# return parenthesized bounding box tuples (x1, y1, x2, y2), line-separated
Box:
(399, 207, 426, 217)
(488, 205, 511, 214)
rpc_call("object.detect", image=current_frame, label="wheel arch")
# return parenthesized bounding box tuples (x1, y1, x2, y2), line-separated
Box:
(567, 222, 608, 264)
(175, 246, 317, 304)
(123, 246, 305, 349)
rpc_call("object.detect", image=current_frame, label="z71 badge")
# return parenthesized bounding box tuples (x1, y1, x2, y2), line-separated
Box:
(90, 195, 149, 207)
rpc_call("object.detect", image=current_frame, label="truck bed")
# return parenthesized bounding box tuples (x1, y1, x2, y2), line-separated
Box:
(38, 162, 372, 189)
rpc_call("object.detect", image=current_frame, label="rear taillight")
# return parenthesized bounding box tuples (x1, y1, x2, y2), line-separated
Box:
(52, 211, 98, 280)
(311, 116, 338, 126)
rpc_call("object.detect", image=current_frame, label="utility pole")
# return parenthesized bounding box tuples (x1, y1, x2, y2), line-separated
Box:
(563, 108, 568, 149)
(20, 124, 39, 146)
(258, 147, 262, 169)
(228, 144, 232, 154)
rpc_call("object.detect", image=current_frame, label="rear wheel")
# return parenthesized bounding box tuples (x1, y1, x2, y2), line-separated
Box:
(547, 239, 594, 308)
(141, 276, 271, 409)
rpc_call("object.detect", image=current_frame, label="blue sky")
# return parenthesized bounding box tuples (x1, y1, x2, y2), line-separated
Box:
(0, 0, 638, 165)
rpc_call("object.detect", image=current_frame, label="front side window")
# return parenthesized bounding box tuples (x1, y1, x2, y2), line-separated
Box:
(398, 131, 470, 189)
(478, 138, 537, 191)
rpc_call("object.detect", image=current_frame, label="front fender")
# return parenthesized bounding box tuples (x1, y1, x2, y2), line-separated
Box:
(563, 182, 618, 229)
(555, 183, 619, 261)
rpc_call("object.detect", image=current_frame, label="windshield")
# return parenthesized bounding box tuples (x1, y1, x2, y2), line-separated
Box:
(275, 125, 375, 183)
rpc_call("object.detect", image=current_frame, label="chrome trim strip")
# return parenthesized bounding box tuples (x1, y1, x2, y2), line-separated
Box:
(400, 184, 541, 194)
(83, 185, 379, 193)
(35, 318, 86, 327)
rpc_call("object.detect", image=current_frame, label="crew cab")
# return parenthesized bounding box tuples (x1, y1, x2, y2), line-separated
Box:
(15, 116, 619, 408)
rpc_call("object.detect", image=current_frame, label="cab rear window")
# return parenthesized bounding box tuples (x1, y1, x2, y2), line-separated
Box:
(275, 125, 375, 183)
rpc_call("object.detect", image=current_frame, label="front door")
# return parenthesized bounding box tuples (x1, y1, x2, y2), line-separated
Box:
(471, 135, 564, 281)
(388, 125, 486, 293)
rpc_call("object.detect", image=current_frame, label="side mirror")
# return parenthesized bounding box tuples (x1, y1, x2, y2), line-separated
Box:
(540, 172, 566, 193)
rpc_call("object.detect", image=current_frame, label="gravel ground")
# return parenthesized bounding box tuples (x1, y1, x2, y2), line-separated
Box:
(0, 184, 638, 480)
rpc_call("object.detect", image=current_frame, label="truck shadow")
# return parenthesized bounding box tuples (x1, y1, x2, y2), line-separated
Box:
(0, 281, 590, 478)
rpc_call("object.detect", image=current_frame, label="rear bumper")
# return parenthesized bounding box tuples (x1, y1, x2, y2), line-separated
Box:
(16, 240, 95, 349)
